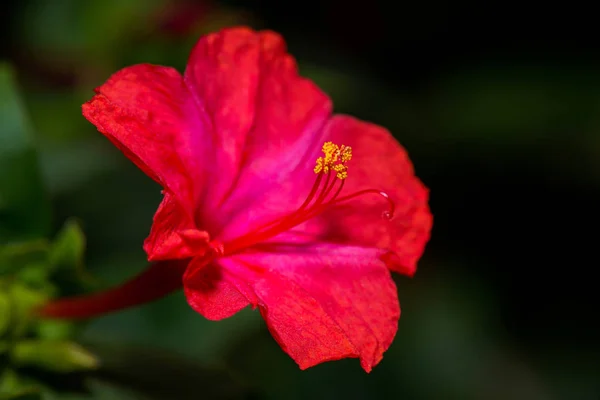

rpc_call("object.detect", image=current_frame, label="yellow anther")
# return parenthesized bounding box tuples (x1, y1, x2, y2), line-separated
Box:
(322, 142, 339, 164)
(339, 145, 352, 162)
(314, 157, 328, 174)
(332, 164, 348, 180)
(314, 141, 352, 179)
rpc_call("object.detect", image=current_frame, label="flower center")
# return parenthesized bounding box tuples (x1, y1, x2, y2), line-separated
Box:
(220, 142, 395, 256)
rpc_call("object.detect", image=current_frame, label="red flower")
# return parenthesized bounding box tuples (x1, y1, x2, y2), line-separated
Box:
(42, 27, 432, 372)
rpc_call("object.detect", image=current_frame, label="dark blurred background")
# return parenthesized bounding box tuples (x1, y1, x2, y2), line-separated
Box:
(1, 1, 598, 399)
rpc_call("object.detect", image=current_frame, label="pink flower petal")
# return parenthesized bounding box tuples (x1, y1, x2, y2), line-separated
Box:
(182, 243, 400, 371)
(82, 64, 211, 260)
(183, 27, 332, 236)
(304, 115, 433, 276)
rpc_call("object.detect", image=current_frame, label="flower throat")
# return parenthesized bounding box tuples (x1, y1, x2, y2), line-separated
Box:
(220, 142, 396, 256)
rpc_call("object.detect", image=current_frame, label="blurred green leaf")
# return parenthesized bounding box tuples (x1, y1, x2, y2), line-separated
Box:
(0, 390, 42, 400)
(47, 219, 99, 295)
(0, 63, 51, 241)
(8, 283, 49, 338)
(35, 319, 77, 341)
(0, 240, 49, 276)
(48, 219, 84, 272)
(15, 264, 55, 295)
(0, 369, 32, 397)
(11, 340, 98, 373)
(0, 292, 10, 336)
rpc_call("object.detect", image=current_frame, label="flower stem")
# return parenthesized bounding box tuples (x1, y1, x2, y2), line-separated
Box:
(39, 260, 189, 319)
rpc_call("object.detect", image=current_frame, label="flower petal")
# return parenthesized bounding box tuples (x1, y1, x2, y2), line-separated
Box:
(82, 64, 212, 259)
(183, 259, 255, 321)
(307, 115, 433, 276)
(83, 64, 208, 209)
(144, 192, 210, 261)
(183, 27, 331, 235)
(182, 243, 400, 371)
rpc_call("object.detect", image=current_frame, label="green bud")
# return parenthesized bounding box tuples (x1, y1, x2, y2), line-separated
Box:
(48, 219, 85, 271)
(10, 340, 99, 373)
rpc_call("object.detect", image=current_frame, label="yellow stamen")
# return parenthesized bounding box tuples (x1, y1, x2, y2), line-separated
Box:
(314, 141, 352, 180)
(332, 164, 348, 180)
(339, 145, 352, 162)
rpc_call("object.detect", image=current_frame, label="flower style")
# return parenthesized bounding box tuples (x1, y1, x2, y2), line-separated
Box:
(42, 27, 432, 372)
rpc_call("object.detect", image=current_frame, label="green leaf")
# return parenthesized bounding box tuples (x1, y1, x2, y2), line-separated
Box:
(0, 63, 51, 241)
(7, 283, 49, 338)
(47, 219, 97, 294)
(0, 369, 38, 398)
(35, 319, 77, 341)
(0, 240, 49, 277)
(14, 264, 55, 295)
(10, 340, 99, 373)
(48, 219, 85, 272)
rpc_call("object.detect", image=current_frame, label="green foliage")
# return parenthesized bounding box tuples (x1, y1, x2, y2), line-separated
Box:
(0, 220, 97, 398)
(0, 64, 96, 394)
(47, 220, 84, 272)
(10, 341, 98, 373)
(0, 64, 51, 241)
